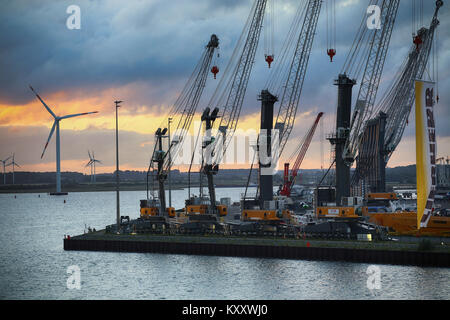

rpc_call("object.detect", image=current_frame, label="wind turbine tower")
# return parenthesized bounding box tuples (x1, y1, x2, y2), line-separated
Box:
(30, 86, 98, 195)
(9, 153, 20, 185)
(86, 151, 94, 183)
(1, 156, 12, 185)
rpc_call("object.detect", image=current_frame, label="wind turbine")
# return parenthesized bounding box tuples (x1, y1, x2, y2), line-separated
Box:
(1, 156, 12, 185)
(8, 153, 20, 185)
(91, 151, 101, 183)
(85, 150, 94, 183)
(30, 86, 98, 195)
(86, 150, 101, 183)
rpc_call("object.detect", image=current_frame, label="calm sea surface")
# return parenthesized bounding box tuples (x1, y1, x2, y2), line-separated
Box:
(0, 188, 449, 300)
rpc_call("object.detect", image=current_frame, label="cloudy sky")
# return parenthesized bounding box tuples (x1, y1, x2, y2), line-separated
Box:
(1, 0, 449, 174)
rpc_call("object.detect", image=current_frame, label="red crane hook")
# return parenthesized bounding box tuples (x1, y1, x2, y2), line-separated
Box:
(265, 55, 274, 68)
(413, 35, 423, 52)
(211, 66, 219, 79)
(327, 49, 336, 62)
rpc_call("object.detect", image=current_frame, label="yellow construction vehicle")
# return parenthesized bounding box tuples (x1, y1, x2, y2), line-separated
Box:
(140, 200, 175, 219)
(362, 193, 450, 236)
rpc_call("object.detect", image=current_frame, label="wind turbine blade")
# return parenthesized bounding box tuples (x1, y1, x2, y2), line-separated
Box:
(15, 162, 20, 168)
(60, 111, 98, 120)
(88, 150, 92, 160)
(3, 156, 12, 163)
(29, 86, 57, 119)
(41, 121, 57, 159)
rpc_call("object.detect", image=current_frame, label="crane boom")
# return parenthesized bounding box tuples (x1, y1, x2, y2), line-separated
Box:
(382, 1, 442, 160)
(343, 0, 400, 165)
(352, 0, 443, 193)
(147, 34, 219, 214)
(280, 112, 323, 197)
(214, 0, 267, 163)
(162, 34, 219, 172)
(273, 0, 322, 158)
(201, 0, 268, 213)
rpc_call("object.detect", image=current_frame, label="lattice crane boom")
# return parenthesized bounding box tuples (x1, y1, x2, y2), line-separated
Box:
(274, 0, 322, 158)
(147, 34, 219, 212)
(161, 34, 219, 173)
(343, 0, 400, 165)
(200, 0, 268, 212)
(351, 0, 443, 194)
(212, 0, 268, 166)
(382, 0, 442, 161)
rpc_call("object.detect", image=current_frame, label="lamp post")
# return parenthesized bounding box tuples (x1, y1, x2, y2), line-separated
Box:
(115, 100, 123, 231)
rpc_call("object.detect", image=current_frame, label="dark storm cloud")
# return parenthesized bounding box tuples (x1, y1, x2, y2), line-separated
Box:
(254, 0, 450, 142)
(0, 0, 250, 105)
(1, 0, 449, 139)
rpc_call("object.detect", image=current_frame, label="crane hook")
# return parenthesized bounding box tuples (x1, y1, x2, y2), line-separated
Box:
(211, 66, 219, 79)
(265, 55, 274, 68)
(413, 35, 423, 52)
(327, 49, 336, 62)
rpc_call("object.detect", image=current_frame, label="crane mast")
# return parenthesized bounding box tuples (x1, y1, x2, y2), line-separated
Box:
(148, 34, 219, 215)
(342, 0, 400, 165)
(201, 0, 268, 214)
(273, 0, 323, 158)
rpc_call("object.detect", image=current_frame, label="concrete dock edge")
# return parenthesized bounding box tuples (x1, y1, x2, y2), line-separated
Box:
(64, 238, 450, 267)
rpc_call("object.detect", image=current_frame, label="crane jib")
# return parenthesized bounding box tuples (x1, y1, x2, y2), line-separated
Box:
(275, 0, 322, 158)
(210, 0, 268, 167)
(343, 0, 400, 165)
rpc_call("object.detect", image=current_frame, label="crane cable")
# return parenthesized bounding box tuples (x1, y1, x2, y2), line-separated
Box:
(433, 24, 439, 103)
(326, 0, 336, 61)
(412, 0, 425, 35)
(244, 145, 258, 200)
(341, 0, 372, 75)
(207, 0, 256, 113)
(264, 0, 308, 94)
(264, 0, 275, 66)
(320, 116, 324, 173)
(436, 26, 439, 103)
(412, 0, 415, 37)
(187, 120, 204, 199)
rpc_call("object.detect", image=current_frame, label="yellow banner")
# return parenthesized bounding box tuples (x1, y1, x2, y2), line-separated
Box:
(415, 80, 437, 229)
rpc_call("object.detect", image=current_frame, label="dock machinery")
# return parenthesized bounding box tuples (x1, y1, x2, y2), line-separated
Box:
(308, 0, 401, 239)
(240, 0, 323, 224)
(353, 0, 443, 195)
(326, 0, 400, 205)
(140, 34, 219, 222)
(193, 0, 268, 217)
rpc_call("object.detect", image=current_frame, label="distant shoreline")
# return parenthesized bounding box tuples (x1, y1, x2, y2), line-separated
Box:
(0, 182, 260, 194)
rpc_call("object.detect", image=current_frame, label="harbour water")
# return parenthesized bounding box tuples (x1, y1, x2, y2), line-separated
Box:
(0, 189, 449, 300)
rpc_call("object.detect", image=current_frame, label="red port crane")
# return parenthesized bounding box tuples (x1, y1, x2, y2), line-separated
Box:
(280, 112, 323, 197)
